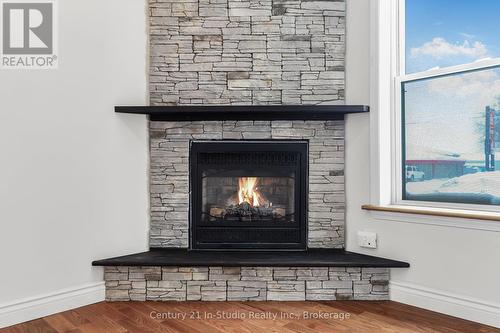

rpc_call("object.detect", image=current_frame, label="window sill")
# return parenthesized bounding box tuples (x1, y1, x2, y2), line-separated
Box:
(361, 204, 500, 232)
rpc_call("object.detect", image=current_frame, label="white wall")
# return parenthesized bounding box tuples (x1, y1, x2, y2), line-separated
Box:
(0, 0, 148, 327)
(1, 0, 499, 328)
(345, 0, 500, 327)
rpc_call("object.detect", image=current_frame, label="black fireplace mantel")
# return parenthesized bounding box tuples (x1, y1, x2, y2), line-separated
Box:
(115, 105, 369, 121)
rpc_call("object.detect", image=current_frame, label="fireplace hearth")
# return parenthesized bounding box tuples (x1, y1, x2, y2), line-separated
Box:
(190, 141, 308, 250)
(94, 106, 411, 303)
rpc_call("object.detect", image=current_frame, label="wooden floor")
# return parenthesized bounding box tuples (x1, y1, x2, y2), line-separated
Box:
(1, 301, 498, 333)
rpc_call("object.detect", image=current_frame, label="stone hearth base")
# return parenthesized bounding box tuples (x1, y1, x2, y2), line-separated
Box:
(104, 266, 389, 301)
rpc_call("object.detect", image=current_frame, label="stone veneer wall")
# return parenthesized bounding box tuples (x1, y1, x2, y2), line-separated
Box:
(105, 266, 389, 301)
(149, 0, 345, 105)
(150, 120, 345, 248)
(103, 0, 393, 303)
(148, 0, 347, 249)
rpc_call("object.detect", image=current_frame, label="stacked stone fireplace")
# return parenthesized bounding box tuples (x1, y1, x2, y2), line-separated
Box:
(151, 121, 345, 250)
(104, 123, 391, 302)
(149, 0, 348, 247)
(102, 0, 392, 301)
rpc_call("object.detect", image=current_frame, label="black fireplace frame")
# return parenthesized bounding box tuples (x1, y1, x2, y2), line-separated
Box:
(189, 140, 308, 251)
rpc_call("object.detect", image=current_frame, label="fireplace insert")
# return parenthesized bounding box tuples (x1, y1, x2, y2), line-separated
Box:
(190, 141, 308, 250)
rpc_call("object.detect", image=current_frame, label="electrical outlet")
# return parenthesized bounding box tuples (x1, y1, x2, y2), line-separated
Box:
(358, 231, 377, 249)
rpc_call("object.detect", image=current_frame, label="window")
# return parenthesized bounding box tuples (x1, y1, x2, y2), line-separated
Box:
(397, 1, 500, 209)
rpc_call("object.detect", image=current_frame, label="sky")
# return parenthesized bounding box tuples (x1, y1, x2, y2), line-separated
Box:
(406, 0, 500, 73)
(404, 0, 500, 161)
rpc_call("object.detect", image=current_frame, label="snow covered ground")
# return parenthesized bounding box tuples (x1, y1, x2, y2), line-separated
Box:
(406, 171, 500, 203)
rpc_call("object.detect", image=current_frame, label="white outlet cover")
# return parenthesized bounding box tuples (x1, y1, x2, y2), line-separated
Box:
(358, 231, 377, 249)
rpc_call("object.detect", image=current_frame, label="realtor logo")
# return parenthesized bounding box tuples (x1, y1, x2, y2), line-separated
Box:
(1, 0, 57, 69)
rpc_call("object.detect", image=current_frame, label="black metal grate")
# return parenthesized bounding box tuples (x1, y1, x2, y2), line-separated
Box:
(198, 151, 299, 167)
(196, 228, 300, 244)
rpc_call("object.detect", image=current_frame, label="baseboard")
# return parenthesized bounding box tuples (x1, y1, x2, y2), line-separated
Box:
(0, 282, 105, 329)
(390, 281, 500, 328)
(2, 281, 498, 329)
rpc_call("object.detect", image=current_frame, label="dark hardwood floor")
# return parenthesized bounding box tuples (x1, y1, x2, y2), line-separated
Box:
(1, 301, 498, 333)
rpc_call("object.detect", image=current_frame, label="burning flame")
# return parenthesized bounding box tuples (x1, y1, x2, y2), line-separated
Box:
(238, 177, 264, 207)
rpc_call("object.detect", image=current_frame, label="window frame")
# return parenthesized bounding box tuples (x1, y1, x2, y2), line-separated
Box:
(370, 0, 500, 214)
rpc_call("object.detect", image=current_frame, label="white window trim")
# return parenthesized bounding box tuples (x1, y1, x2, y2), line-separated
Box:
(369, 0, 400, 206)
(368, 0, 500, 231)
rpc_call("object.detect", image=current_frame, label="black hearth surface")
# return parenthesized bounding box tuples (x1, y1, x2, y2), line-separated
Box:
(92, 248, 410, 268)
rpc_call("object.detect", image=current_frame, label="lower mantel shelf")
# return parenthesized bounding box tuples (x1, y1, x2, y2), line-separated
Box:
(92, 248, 409, 268)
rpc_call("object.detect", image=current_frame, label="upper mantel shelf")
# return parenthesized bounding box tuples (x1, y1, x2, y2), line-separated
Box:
(115, 105, 369, 121)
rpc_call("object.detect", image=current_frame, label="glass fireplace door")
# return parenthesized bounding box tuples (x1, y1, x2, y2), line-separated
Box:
(202, 173, 296, 224)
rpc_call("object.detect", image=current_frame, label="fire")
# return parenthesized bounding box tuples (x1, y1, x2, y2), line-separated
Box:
(238, 177, 264, 207)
